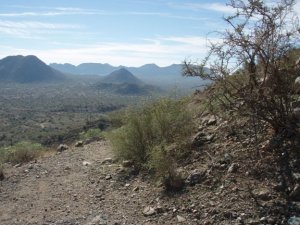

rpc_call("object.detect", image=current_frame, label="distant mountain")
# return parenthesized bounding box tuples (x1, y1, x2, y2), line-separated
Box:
(95, 68, 160, 95)
(101, 68, 143, 85)
(50, 62, 117, 75)
(0, 55, 65, 83)
(50, 62, 181, 78)
(50, 62, 210, 91)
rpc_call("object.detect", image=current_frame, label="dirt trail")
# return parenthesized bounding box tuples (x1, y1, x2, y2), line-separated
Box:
(0, 141, 155, 225)
(1, 138, 298, 225)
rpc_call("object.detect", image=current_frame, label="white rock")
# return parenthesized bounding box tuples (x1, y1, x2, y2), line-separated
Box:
(143, 206, 156, 216)
(177, 215, 186, 222)
(82, 161, 91, 166)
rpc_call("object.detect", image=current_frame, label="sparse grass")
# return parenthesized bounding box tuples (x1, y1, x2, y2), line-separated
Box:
(107, 98, 194, 190)
(0, 141, 45, 165)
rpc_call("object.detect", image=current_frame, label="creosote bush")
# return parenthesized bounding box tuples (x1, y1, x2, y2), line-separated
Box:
(0, 141, 45, 165)
(107, 98, 193, 190)
(79, 128, 103, 141)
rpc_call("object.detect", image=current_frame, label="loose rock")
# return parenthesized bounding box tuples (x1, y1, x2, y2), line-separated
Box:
(253, 188, 272, 201)
(57, 144, 69, 152)
(177, 215, 186, 223)
(105, 175, 112, 180)
(288, 216, 300, 225)
(186, 169, 206, 185)
(289, 184, 300, 201)
(228, 163, 239, 173)
(75, 141, 83, 147)
(87, 215, 107, 225)
(207, 116, 217, 126)
(122, 160, 133, 167)
(82, 161, 91, 166)
(143, 206, 156, 216)
(102, 158, 113, 164)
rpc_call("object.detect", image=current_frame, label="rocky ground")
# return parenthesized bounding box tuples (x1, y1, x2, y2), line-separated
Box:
(0, 115, 300, 224)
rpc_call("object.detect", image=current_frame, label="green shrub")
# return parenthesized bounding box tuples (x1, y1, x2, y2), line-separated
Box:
(107, 98, 193, 189)
(79, 128, 103, 141)
(0, 141, 45, 165)
(147, 144, 185, 191)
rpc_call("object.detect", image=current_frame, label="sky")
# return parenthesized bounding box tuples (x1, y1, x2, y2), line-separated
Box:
(0, 0, 299, 66)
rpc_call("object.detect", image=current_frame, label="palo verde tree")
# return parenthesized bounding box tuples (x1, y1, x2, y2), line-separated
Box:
(184, 0, 300, 137)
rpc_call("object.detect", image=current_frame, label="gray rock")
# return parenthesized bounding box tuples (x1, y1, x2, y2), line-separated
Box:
(75, 141, 83, 147)
(82, 161, 91, 166)
(28, 164, 34, 169)
(253, 188, 272, 201)
(102, 158, 113, 164)
(57, 144, 68, 152)
(293, 173, 300, 182)
(207, 116, 217, 126)
(87, 215, 107, 225)
(288, 216, 300, 225)
(177, 215, 186, 222)
(290, 184, 300, 201)
(105, 175, 112, 180)
(14, 163, 21, 168)
(228, 163, 239, 173)
(143, 206, 156, 216)
(122, 160, 133, 167)
(192, 132, 215, 147)
(186, 169, 206, 185)
(133, 186, 139, 191)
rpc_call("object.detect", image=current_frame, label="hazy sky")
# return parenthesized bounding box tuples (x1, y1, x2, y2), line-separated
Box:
(0, 0, 299, 66)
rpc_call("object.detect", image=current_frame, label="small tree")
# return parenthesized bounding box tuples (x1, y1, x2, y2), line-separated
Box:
(184, 0, 300, 135)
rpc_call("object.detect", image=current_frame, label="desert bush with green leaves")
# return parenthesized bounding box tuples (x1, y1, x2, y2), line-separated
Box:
(107, 98, 193, 189)
(0, 141, 45, 165)
(79, 128, 103, 141)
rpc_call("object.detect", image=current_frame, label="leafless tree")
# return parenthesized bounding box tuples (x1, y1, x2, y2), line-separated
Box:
(184, 0, 300, 136)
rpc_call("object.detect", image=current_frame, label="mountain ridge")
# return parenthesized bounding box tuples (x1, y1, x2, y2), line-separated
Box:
(49, 62, 182, 77)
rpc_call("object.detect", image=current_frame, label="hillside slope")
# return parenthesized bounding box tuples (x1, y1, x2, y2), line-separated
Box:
(1, 98, 299, 224)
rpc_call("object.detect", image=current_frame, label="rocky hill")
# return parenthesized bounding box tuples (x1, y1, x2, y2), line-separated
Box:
(100, 68, 143, 85)
(95, 68, 161, 95)
(0, 55, 65, 83)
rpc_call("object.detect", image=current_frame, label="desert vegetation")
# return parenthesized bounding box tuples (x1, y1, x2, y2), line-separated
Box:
(107, 98, 194, 189)
(0, 81, 152, 147)
(0, 141, 45, 165)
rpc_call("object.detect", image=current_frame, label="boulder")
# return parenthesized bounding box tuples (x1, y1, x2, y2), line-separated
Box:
(143, 206, 156, 216)
(207, 116, 217, 126)
(290, 184, 300, 201)
(82, 161, 91, 166)
(253, 188, 272, 201)
(57, 144, 68, 152)
(192, 132, 215, 147)
(102, 158, 114, 164)
(122, 160, 133, 167)
(186, 169, 206, 185)
(75, 141, 83, 147)
(288, 216, 300, 225)
(177, 215, 186, 223)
